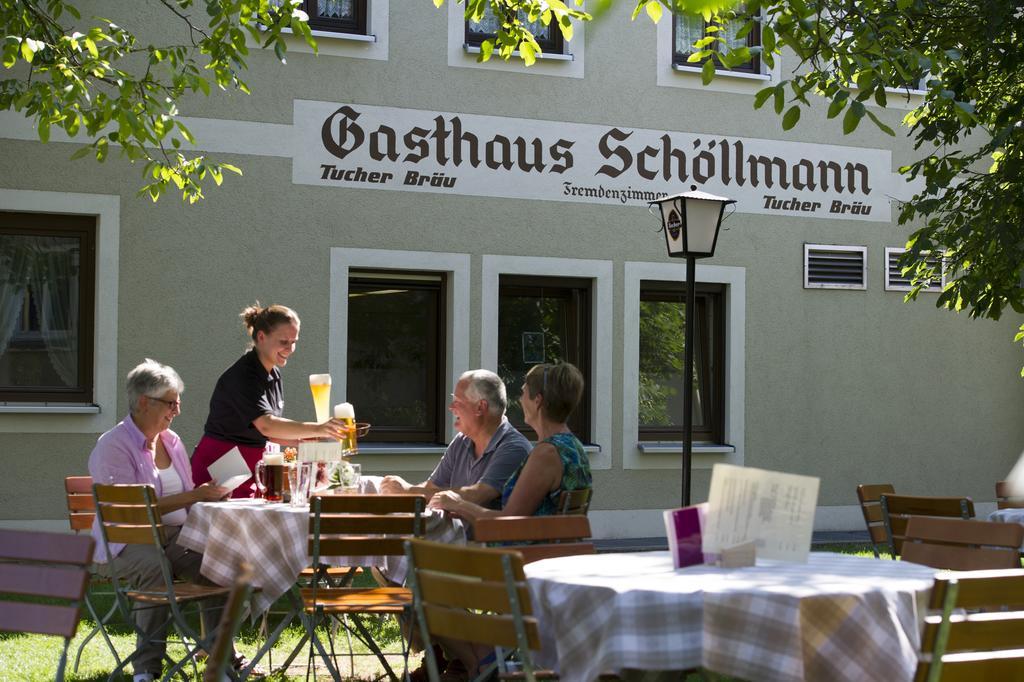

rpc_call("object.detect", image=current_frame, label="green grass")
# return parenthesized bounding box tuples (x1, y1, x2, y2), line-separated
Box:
(0, 543, 878, 681)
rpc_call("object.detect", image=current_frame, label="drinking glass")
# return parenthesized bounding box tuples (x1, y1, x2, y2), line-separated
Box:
(255, 460, 284, 503)
(288, 462, 313, 507)
(345, 463, 361, 493)
(309, 374, 332, 423)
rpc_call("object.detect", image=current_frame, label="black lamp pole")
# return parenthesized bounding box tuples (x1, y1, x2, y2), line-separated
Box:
(649, 187, 734, 508)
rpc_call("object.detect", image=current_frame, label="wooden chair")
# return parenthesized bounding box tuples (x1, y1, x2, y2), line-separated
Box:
(856, 483, 895, 558)
(996, 480, 1024, 509)
(202, 562, 254, 682)
(879, 494, 974, 559)
(901, 516, 1024, 571)
(915, 569, 1024, 682)
(303, 493, 426, 682)
(405, 538, 549, 682)
(93, 483, 234, 681)
(474, 515, 594, 564)
(0, 528, 94, 681)
(64, 475, 123, 673)
(555, 487, 593, 516)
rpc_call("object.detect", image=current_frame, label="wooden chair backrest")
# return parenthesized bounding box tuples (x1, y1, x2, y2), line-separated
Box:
(856, 483, 895, 558)
(65, 475, 95, 533)
(901, 516, 1024, 571)
(0, 529, 94, 639)
(474, 515, 593, 564)
(93, 483, 165, 547)
(405, 539, 541, 652)
(556, 488, 593, 516)
(996, 480, 1024, 509)
(915, 569, 1024, 682)
(309, 493, 426, 559)
(880, 494, 974, 558)
(202, 562, 254, 682)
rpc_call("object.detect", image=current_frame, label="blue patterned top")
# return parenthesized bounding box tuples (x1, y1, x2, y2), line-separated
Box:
(500, 432, 593, 516)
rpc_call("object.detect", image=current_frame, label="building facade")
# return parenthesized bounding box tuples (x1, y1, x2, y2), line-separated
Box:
(1, 1, 1022, 537)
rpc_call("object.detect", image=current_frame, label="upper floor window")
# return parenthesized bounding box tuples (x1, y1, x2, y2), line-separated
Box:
(465, 5, 564, 54)
(0, 212, 95, 403)
(279, 0, 367, 35)
(673, 9, 760, 74)
(498, 275, 590, 442)
(347, 271, 446, 443)
(638, 281, 725, 443)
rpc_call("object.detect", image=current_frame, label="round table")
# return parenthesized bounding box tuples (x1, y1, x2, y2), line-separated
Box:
(524, 550, 938, 682)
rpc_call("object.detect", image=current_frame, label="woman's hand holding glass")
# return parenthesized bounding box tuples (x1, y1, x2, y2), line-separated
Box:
(313, 418, 348, 440)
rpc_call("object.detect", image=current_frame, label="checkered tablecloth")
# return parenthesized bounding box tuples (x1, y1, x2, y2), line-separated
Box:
(524, 551, 938, 682)
(177, 476, 465, 614)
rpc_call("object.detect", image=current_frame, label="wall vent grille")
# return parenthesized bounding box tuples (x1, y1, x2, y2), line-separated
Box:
(885, 247, 944, 292)
(804, 244, 867, 290)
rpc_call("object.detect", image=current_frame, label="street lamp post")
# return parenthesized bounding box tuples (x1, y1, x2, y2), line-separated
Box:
(649, 187, 735, 507)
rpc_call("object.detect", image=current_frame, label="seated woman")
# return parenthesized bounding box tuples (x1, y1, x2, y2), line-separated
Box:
(430, 361, 592, 524)
(88, 359, 240, 682)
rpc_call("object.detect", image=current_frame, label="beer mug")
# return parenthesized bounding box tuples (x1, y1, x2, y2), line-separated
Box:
(255, 460, 285, 503)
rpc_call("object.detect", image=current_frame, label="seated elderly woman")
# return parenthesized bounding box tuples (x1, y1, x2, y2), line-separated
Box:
(88, 359, 239, 682)
(430, 361, 593, 524)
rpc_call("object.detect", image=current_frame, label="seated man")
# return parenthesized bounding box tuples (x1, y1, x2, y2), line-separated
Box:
(381, 369, 530, 509)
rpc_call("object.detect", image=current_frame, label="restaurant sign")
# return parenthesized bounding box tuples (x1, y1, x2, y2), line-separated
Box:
(294, 100, 895, 222)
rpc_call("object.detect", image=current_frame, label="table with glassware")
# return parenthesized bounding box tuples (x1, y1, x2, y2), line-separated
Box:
(524, 550, 938, 682)
(177, 475, 466, 613)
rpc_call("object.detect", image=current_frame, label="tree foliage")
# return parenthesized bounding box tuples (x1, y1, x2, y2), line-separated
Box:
(452, 0, 1024, 365)
(1, 0, 315, 202)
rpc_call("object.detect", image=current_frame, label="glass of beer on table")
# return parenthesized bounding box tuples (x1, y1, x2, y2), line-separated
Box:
(256, 452, 285, 503)
(309, 374, 332, 424)
(335, 402, 357, 455)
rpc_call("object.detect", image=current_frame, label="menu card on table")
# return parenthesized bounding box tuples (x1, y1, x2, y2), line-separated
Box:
(701, 463, 820, 563)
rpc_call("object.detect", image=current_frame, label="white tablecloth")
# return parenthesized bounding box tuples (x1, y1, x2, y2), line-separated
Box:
(177, 476, 465, 613)
(988, 508, 1024, 524)
(524, 551, 938, 682)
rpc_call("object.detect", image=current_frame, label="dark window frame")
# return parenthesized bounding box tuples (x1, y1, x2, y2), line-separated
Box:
(498, 274, 592, 443)
(347, 270, 446, 444)
(465, 8, 565, 54)
(298, 0, 367, 35)
(638, 281, 725, 444)
(0, 211, 96, 403)
(672, 11, 761, 75)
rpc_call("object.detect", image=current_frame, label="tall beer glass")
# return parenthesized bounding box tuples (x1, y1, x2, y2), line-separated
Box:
(334, 402, 356, 454)
(309, 374, 332, 424)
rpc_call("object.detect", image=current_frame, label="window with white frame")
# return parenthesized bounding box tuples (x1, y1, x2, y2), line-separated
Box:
(274, 0, 368, 36)
(347, 270, 446, 443)
(0, 212, 95, 404)
(465, 4, 564, 55)
(638, 281, 725, 444)
(673, 7, 761, 74)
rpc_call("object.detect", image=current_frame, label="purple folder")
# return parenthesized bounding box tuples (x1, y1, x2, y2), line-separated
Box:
(663, 504, 708, 568)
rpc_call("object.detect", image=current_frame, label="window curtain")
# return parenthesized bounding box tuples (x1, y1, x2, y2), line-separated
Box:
(28, 238, 78, 387)
(0, 236, 30, 363)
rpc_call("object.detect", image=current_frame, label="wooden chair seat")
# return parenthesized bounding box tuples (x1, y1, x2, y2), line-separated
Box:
(300, 586, 412, 613)
(126, 582, 233, 604)
(879, 493, 974, 558)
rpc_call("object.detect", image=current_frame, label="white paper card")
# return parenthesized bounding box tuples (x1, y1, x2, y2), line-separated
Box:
(298, 441, 344, 462)
(207, 447, 252, 491)
(701, 463, 820, 563)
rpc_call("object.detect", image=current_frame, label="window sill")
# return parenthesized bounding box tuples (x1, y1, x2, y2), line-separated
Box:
(637, 442, 736, 455)
(0, 403, 101, 414)
(463, 44, 574, 62)
(671, 64, 770, 81)
(276, 26, 376, 42)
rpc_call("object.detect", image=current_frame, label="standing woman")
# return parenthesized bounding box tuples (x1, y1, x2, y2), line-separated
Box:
(191, 303, 346, 497)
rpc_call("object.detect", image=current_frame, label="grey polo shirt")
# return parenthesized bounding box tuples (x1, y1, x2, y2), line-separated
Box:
(429, 418, 531, 509)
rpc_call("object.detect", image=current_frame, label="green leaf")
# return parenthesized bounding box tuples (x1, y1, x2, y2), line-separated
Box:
(874, 87, 887, 108)
(782, 105, 801, 130)
(38, 117, 50, 143)
(754, 86, 773, 109)
(843, 101, 864, 134)
(827, 95, 847, 119)
(646, 1, 663, 23)
(773, 85, 785, 114)
(865, 109, 896, 136)
(20, 39, 34, 63)
(701, 57, 715, 85)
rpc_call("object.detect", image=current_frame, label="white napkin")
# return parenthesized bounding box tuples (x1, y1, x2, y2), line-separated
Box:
(207, 447, 252, 492)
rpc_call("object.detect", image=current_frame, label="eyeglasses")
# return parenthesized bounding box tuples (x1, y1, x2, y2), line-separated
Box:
(148, 396, 181, 410)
